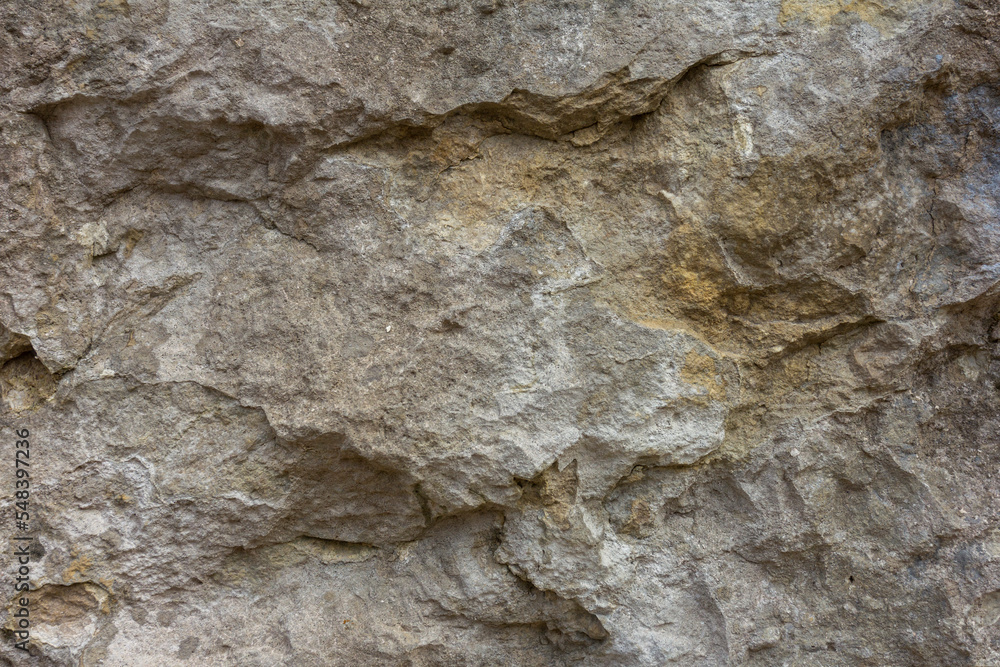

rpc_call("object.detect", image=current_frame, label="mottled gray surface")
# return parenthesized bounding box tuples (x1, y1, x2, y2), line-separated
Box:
(2, 0, 1000, 664)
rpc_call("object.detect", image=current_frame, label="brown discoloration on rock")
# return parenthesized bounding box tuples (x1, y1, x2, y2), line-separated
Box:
(0, 352, 57, 412)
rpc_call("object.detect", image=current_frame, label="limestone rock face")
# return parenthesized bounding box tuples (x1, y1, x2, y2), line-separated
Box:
(2, 0, 1000, 664)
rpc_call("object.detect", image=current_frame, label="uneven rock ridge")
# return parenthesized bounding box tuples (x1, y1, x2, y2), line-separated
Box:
(2, 0, 1000, 664)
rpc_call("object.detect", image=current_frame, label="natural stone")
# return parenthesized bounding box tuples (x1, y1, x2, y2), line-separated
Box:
(2, 0, 1000, 664)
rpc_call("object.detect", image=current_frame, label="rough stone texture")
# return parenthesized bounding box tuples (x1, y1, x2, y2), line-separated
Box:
(2, 0, 1000, 664)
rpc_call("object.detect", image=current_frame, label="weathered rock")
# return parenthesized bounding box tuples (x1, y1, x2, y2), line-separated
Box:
(2, 0, 1000, 664)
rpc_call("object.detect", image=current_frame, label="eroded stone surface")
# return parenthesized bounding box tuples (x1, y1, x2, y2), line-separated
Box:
(2, 0, 1000, 664)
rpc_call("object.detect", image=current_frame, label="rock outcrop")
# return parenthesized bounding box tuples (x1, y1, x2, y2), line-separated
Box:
(3, 0, 1000, 664)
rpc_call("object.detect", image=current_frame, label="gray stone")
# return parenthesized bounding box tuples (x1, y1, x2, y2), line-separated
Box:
(2, 0, 1000, 663)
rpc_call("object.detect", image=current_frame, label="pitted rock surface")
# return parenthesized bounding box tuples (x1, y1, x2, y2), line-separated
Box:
(3, 0, 1000, 664)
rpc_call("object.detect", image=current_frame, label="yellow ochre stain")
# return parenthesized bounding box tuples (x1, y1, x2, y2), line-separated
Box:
(778, 0, 928, 33)
(680, 349, 727, 401)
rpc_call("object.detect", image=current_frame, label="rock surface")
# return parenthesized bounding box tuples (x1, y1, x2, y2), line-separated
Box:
(2, 0, 1000, 664)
